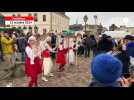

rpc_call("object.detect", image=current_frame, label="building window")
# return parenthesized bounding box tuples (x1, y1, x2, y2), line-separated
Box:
(12, 14, 15, 17)
(34, 25, 38, 33)
(43, 15, 46, 22)
(18, 26, 21, 28)
(43, 28, 46, 34)
(6, 25, 10, 27)
(29, 26, 32, 30)
(28, 13, 32, 16)
(34, 13, 38, 22)
(18, 14, 21, 17)
(18, 27, 21, 30)
(23, 26, 27, 30)
(12, 27, 16, 29)
(0, 15, 5, 26)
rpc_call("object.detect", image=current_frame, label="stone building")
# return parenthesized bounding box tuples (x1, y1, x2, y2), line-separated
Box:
(0, 12, 70, 34)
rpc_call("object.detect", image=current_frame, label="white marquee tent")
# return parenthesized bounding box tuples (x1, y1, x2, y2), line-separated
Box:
(75, 31, 84, 36)
(102, 31, 131, 38)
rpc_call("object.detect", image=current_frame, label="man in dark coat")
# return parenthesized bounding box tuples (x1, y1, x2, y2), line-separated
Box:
(16, 32, 27, 62)
(85, 36, 91, 57)
(97, 35, 114, 54)
(82, 36, 89, 57)
(88, 35, 97, 57)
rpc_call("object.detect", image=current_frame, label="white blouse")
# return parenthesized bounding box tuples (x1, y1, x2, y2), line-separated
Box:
(25, 46, 35, 64)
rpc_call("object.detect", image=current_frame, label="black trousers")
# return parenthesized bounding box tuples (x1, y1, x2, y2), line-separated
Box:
(0, 51, 4, 61)
(77, 46, 84, 56)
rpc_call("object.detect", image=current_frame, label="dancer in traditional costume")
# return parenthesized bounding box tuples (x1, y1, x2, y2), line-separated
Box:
(25, 36, 42, 87)
(68, 40, 77, 65)
(41, 36, 56, 82)
(56, 38, 68, 72)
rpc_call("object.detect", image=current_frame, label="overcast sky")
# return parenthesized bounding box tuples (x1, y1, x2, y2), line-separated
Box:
(66, 12, 134, 28)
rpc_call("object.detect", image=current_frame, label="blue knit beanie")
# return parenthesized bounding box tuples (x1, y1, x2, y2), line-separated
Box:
(91, 54, 122, 84)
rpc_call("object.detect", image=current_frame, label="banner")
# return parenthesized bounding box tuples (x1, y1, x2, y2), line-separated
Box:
(4, 16, 34, 26)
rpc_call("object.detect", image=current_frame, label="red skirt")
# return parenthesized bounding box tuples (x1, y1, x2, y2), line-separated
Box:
(34, 57, 43, 74)
(56, 51, 66, 65)
(25, 57, 42, 77)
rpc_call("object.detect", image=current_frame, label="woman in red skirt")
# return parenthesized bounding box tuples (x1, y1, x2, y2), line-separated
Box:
(56, 41, 68, 72)
(25, 36, 42, 87)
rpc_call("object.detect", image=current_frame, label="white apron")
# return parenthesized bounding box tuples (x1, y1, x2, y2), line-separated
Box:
(43, 58, 53, 75)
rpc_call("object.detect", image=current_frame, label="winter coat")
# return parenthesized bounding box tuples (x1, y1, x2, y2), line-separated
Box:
(85, 37, 91, 49)
(17, 37, 27, 52)
(107, 50, 130, 76)
(115, 51, 130, 75)
(89, 78, 121, 87)
(97, 38, 113, 53)
(90, 38, 97, 49)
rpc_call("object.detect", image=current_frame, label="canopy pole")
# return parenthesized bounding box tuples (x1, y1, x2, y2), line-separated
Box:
(68, 36, 69, 67)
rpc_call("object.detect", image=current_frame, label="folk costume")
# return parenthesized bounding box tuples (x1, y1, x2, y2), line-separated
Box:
(68, 41, 77, 65)
(41, 36, 55, 81)
(25, 36, 42, 87)
(56, 42, 68, 72)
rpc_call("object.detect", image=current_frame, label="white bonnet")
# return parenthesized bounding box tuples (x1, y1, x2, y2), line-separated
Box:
(28, 36, 36, 43)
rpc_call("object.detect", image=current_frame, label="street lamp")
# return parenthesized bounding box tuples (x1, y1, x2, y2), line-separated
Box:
(93, 15, 98, 35)
(83, 15, 88, 35)
(94, 15, 97, 25)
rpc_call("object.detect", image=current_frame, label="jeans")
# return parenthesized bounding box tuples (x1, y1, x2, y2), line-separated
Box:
(21, 52, 26, 63)
(84, 46, 88, 57)
(92, 48, 97, 57)
(0, 51, 4, 61)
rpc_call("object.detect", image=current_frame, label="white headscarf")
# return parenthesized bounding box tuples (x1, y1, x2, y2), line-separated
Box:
(40, 36, 53, 52)
(28, 36, 36, 43)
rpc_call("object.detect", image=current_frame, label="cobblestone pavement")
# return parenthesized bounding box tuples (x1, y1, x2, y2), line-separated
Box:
(0, 56, 92, 87)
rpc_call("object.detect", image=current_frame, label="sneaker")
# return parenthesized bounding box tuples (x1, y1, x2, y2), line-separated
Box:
(42, 77, 48, 82)
(49, 73, 54, 77)
(6, 82, 13, 87)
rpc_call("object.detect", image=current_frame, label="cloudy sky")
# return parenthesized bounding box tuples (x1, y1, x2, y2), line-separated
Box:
(66, 12, 134, 28)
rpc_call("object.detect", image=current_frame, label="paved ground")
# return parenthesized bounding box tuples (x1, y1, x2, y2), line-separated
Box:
(0, 56, 92, 87)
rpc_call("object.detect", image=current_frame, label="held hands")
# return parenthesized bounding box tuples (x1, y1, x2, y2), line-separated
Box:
(52, 48, 56, 53)
(53, 47, 57, 51)
(118, 77, 134, 87)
